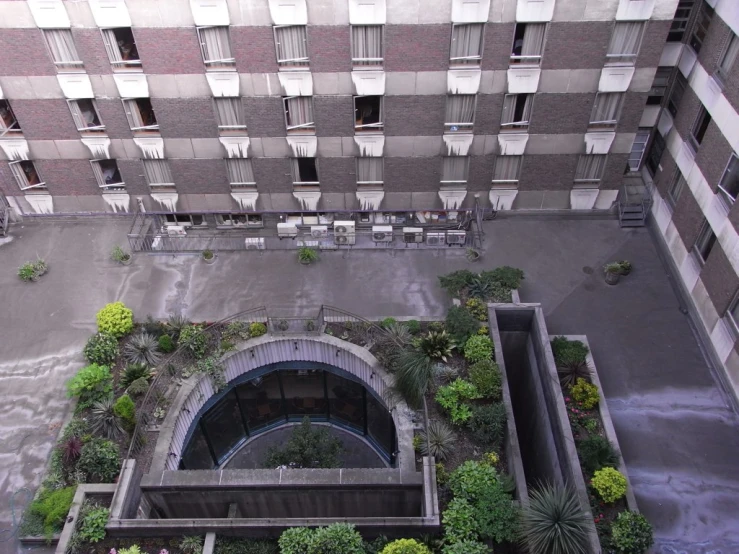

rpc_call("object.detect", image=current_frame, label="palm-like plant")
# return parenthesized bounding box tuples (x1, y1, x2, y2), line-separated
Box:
(123, 333, 162, 366)
(520, 482, 590, 554)
(420, 419, 457, 461)
(557, 359, 592, 387)
(391, 348, 435, 409)
(384, 321, 412, 346)
(89, 397, 124, 439)
(418, 331, 455, 362)
(121, 363, 151, 388)
(167, 313, 190, 339)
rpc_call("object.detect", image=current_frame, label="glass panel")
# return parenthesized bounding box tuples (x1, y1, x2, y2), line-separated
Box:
(181, 423, 214, 469)
(327, 372, 364, 431)
(236, 372, 285, 433)
(366, 392, 394, 459)
(280, 369, 327, 419)
(201, 390, 246, 462)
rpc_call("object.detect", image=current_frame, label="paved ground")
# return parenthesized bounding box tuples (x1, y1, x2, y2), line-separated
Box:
(0, 216, 738, 553)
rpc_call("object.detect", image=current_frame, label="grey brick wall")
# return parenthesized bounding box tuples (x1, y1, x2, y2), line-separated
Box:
(232, 26, 279, 74)
(0, 29, 54, 76)
(244, 97, 287, 138)
(697, 15, 729, 74)
(518, 154, 579, 190)
(672, 86, 702, 141)
(601, 153, 629, 189)
(384, 95, 445, 136)
(474, 93, 504, 134)
(541, 22, 609, 70)
(95, 98, 134, 139)
(35, 159, 99, 196)
(314, 96, 354, 137)
(72, 28, 112, 75)
(0, 162, 14, 197)
(653, 146, 677, 198)
(252, 157, 293, 193)
(135, 28, 205, 75)
(385, 156, 439, 192)
(117, 159, 149, 196)
(385, 24, 450, 72)
(695, 122, 733, 190)
(468, 155, 495, 192)
(671, 185, 704, 249)
(10, 99, 79, 140)
(618, 92, 648, 133)
(170, 158, 229, 194)
(309, 26, 352, 73)
(151, 98, 219, 138)
(482, 23, 515, 71)
(701, 243, 739, 313)
(528, 93, 593, 135)
(315, 156, 354, 192)
(636, 19, 671, 68)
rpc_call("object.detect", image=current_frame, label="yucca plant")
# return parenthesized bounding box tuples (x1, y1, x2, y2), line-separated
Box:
(121, 363, 151, 388)
(390, 348, 435, 409)
(418, 331, 455, 362)
(420, 419, 457, 461)
(520, 482, 590, 554)
(384, 321, 412, 346)
(167, 313, 190, 339)
(89, 397, 124, 440)
(467, 277, 494, 300)
(557, 359, 592, 388)
(123, 333, 162, 366)
(59, 436, 83, 464)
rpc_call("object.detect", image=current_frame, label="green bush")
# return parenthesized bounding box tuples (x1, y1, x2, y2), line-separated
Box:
(83, 333, 119, 366)
(119, 546, 142, 554)
(121, 363, 150, 388)
(469, 402, 507, 447)
(29, 486, 76, 537)
(464, 335, 494, 363)
(380, 539, 430, 554)
(180, 535, 204, 554)
(113, 394, 136, 430)
(263, 417, 342, 469)
(445, 306, 479, 345)
(468, 360, 502, 400)
(77, 439, 120, 483)
(442, 497, 479, 543)
(249, 322, 267, 337)
(435, 378, 481, 424)
(482, 266, 525, 290)
(158, 334, 176, 353)
(550, 336, 589, 366)
(380, 317, 397, 328)
(570, 378, 599, 410)
(438, 269, 476, 297)
(465, 298, 488, 321)
(449, 460, 499, 499)
(215, 537, 278, 554)
(611, 511, 654, 554)
(591, 467, 627, 503)
(126, 377, 149, 397)
(441, 541, 489, 554)
(223, 321, 251, 342)
(77, 505, 109, 543)
(418, 330, 455, 362)
(96, 302, 134, 338)
(577, 435, 619, 474)
(278, 524, 364, 554)
(66, 364, 113, 410)
(180, 324, 208, 358)
(406, 320, 421, 334)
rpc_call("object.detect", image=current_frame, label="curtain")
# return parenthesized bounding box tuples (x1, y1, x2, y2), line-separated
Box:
(608, 22, 643, 60)
(143, 160, 173, 185)
(351, 25, 382, 66)
(450, 24, 483, 63)
(441, 156, 469, 182)
(70, 100, 102, 130)
(44, 30, 81, 67)
(493, 156, 521, 182)
(101, 29, 123, 63)
(215, 98, 244, 128)
(357, 158, 383, 183)
(226, 159, 255, 184)
(445, 95, 475, 128)
(719, 34, 739, 77)
(521, 23, 546, 58)
(199, 27, 233, 64)
(275, 26, 308, 65)
(590, 93, 623, 124)
(123, 99, 156, 129)
(575, 155, 607, 181)
(501, 94, 532, 125)
(285, 97, 314, 128)
(10, 161, 43, 190)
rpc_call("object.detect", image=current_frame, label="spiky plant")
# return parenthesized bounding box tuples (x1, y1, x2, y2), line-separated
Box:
(167, 313, 190, 339)
(59, 436, 83, 464)
(520, 482, 590, 554)
(89, 397, 124, 440)
(179, 536, 204, 554)
(557, 359, 592, 388)
(418, 331, 455, 362)
(391, 348, 435, 408)
(121, 363, 151, 388)
(467, 277, 494, 300)
(123, 333, 162, 366)
(384, 321, 412, 346)
(433, 363, 459, 385)
(420, 420, 457, 461)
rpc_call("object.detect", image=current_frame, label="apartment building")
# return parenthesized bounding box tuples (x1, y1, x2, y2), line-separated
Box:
(0, 0, 676, 227)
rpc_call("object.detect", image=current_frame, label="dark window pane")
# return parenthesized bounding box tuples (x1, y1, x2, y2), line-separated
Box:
(280, 369, 327, 419)
(297, 158, 318, 182)
(645, 132, 666, 176)
(181, 423, 214, 469)
(236, 372, 285, 432)
(327, 372, 365, 431)
(201, 390, 246, 462)
(366, 392, 394, 460)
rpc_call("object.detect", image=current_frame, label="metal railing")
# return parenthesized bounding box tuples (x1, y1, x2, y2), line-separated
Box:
(0, 205, 9, 237)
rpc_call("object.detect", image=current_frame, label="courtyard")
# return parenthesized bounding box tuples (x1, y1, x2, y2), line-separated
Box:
(1, 215, 739, 553)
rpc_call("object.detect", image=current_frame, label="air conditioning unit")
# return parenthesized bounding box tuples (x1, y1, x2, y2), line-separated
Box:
(166, 225, 187, 236)
(244, 237, 265, 250)
(372, 225, 393, 242)
(426, 232, 445, 246)
(277, 222, 298, 238)
(334, 234, 356, 245)
(446, 231, 466, 245)
(333, 221, 355, 234)
(310, 225, 328, 239)
(403, 227, 423, 243)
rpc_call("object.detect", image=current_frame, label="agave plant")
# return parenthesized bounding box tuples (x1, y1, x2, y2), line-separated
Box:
(557, 359, 592, 388)
(520, 482, 590, 554)
(123, 333, 162, 366)
(384, 321, 412, 346)
(418, 331, 455, 362)
(121, 363, 151, 388)
(467, 277, 494, 300)
(167, 313, 190, 339)
(420, 419, 457, 461)
(89, 397, 124, 440)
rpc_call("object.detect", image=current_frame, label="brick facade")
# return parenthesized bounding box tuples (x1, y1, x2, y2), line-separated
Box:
(384, 95, 446, 136)
(315, 156, 354, 192)
(116, 159, 149, 196)
(314, 96, 355, 137)
(701, 243, 739, 314)
(635, 19, 672, 68)
(384, 156, 439, 192)
(618, 93, 648, 133)
(72, 28, 112, 76)
(151, 98, 219, 139)
(468, 155, 495, 192)
(252, 157, 293, 193)
(384, 25, 451, 73)
(135, 28, 205, 75)
(232, 26, 280, 74)
(10, 99, 79, 140)
(481, 23, 515, 71)
(695, 122, 733, 191)
(95, 99, 135, 139)
(0, 28, 54, 76)
(601, 153, 630, 190)
(671, 185, 705, 249)
(671, 86, 702, 142)
(474, 94, 504, 135)
(170, 158, 229, 194)
(35, 159, 100, 196)
(528, 93, 594, 135)
(243, 97, 287, 138)
(517, 154, 580, 191)
(309, 26, 352, 74)
(541, 22, 610, 70)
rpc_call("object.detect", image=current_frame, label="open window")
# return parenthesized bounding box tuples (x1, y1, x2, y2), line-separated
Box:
(716, 33, 738, 84)
(645, 131, 665, 177)
(354, 96, 383, 132)
(492, 155, 522, 184)
(693, 219, 716, 264)
(225, 158, 256, 188)
(668, 168, 686, 207)
(143, 159, 175, 191)
(197, 26, 235, 69)
(9, 160, 45, 191)
(689, 1, 713, 54)
(589, 92, 623, 129)
(284, 96, 315, 133)
(216, 213, 263, 227)
(688, 105, 711, 152)
(291, 157, 319, 185)
(351, 25, 383, 68)
(101, 28, 141, 69)
(0, 101, 22, 136)
(667, 72, 687, 117)
(68, 99, 105, 132)
(165, 214, 207, 227)
(501, 94, 533, 131)
(122, 98, 158, 132)
(274, 25, 309, 68)
(42, 30, 83, 71)
(667, 0, 694, 42)
(647, 67, 671, 105)
(606, 22, 644, 65)
(510, 23, 546, 65)
(627, 129, 650, 172)
(450, 23, 484, 67)
(445, 94, 475, 133)
(91, 159, 125, 190)
(574, 154, 607, 184)
(441, 156, 469, 186)
(356, 157, 383, 187)
(717, 154, 739, 208)
(214, 98, 246, 132)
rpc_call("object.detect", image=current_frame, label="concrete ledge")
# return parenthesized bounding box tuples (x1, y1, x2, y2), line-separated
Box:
(49, 484, 116, 554)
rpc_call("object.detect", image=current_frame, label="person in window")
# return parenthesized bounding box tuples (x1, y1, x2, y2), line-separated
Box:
(118, 37, 139, 61)
(0, 104, 19, 130)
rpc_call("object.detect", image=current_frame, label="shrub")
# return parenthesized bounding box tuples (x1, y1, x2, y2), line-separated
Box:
(126, 376, 149, 397)
(591, 467, 627, 503)
(59, 436, 83, 465)
(611, 511, 654, 554)
(384, 322, 412, 346)
(380, 317, 397, 328)
(469, 403, 507, 447)
(180, 324, 208, 358)
(483, 266, 525, 290)
(520, 482, 589, 554)
(167, 314, 190, 337)
(468, 359, 502, 400)
(113, 394, 136, 430)
(263, 417, 342, 469)
(279, 524, 364, 554)
(123, 333, 162, 366)
(18, 261, 39, 282)
(121, 363, 151, 387)
(215, 537, 278, 554)
(180, 536, 204, 554)
(418, 331, 455, 362)
(249, 322, 267, 337)
(442, 498, 479, 542)
(557, 359, 592, 388)
(441, 541, 489, 554)
(223, 321, 251, 342)
(297, 246, 319, 264)
(435, 379, 481, 424)
(449, 460, 498, 499)
(77, 439, 120, 483)
(438, 269, 476, 297)
(380, 539, 431, 554)
(96, 302, 134, 338)
(83, 333, 119, 366)
(445, 306, 479, 345)
(90, 397, 124, 439)
(29, 486, 76, 537)
(464, 335, 494, 363)
(550, 337, 589, 366)
(406, 320, 421, 334)
(578, 435, 619, 474)
(66, 364, 113, 410)
(110, 245, 130, 263)
(278, 527, 313, 554)
(419, 420, 457, 461)
(412, 434, 423, 451)
(465, 298, 488, 321)
(77, 505, 109, 543)
(119, 546, 142, 554)
(391, 348, 435, 408)
(158, 334, 176, 353)
(570, 378, 599, 410)
(477, 326, 489, 336)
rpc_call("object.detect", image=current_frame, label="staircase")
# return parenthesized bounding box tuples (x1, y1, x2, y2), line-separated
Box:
(618, 175, 652, 228)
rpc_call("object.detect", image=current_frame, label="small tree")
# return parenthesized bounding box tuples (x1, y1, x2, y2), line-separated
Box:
(263, 417, 343, 469)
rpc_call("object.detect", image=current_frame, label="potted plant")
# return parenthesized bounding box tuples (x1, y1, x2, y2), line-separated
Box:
(32, 259, 48, 277)
(298, 246, 319, 265)
(618, 260, 632, 276)
(466, 248, 481, 262)
(17, 262, 37, 282)
(111, 245, 132, 266)
(604, 263, 622, 285)
(202, 249, 216, 264)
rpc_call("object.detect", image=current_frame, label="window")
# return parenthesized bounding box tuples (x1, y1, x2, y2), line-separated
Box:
(717, 154, 739, 207)
(68, 99, 104, 132)
(574, 154, 607, 183)
(628, 129, 650, 171)
(122, 98, 158, 131)
(9, 160, 45, 190)
(606, 22, 644, 64)
(450, 23, 484, 66)
(726, 293, 739, 335)
(510, 23, 546, 65)
(283, 96, 315, 133)
(351, 25, 383, 68)
(216, 214, 263, 227)
(101, 28, 140, 69)
(647, 67, 671, 105)
(354, 96, 382, 132)
(165, 213, 206, 227)
(445, 95, 476, 133)
(91, 159, 124, 190)
(667, 72, 687, 116)
(645, 131, 665, 176)
(142, 159, 174, 189)
(356, 157, 383, 186)
(668, 0, 694, 42)
(197, 26, 234, 69)
(668, 169, 686, 207)
(689, 2, 713, 53)
(688, 106, 711, 151)
(274, 25, 309, 68)
(225, 158, 255, 188)
(441, 156, 469, 184)
(291, 158, 319, 184)
(492, 156, 522, 184)
(590, 93, 623, 128)
(694, 219, 716, 264)
(716, 33, 739, 83)
(501, 94, 533, 130)
(0, 100, 21, 136)
(214, 98, 246, 131)
(42, 30, 83, 71)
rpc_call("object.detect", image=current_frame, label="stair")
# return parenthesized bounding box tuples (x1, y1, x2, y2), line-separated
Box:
(618, 176, 652, 228)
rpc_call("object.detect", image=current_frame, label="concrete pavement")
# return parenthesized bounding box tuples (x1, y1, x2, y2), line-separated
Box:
(0, 216, 737, 553)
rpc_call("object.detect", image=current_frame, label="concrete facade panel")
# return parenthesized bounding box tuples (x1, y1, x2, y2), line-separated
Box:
(518, 154, 580, 191)
(385, 156, 440, 192)
(695, 122, 734, 191)
(315, 156, 354, 193)
(528, 93, 594, 135)
(232, 26, 280, 74)
(671, 185, 704, 249)
(72, 28, 112, 76)
(314, 96, 354, 137)
(170, 159, 229, 195)
(0, 28, 54, 76)
(243, 96, 287, 138)
(308, 26, 352, 74)
(385, 24, 451, 73)
(151, 98, 219, 139)
(10, 99, 79, 140)
(481, 23, 515, 71)
(701, 243, 739, 314)
(541, 22, 610, 70)
(127, 0, 195, 27)
(252, 157, 293, 193)
(35, 159, 100, 196)
(0, 1, 36, 28)
(135, 28, 205, 75)
(384, 95, 445, 136)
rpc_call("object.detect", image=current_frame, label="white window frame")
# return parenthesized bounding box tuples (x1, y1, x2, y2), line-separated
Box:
(273, 25, 310, 67)
(9, 160, 46, 191)
(350, 25, 384, 68)
(668, 168, 686, 207)
(42, 29, 84, 71)
(688, 105, 711, 152)
(717, 153, 739, 208)
(90, 159, 125, 190)
(440, 156, 470, 185)
(0, 100, 22, 137)
(225, 158, 256, 188)
(589, 92, 624, 128)
(574, 154, 607, 184)
(510, 22, 546, 66)
(606, 21, 645, 65)
(214, 97, 247, 131)
(716, 32, 739, 84)
(693, 219, 716, 264)
(491, 155, 522, 185)
(196, 26, 235, 67)
(122, 98, 159, 132)
(450, 23, 485, 66)
(444, 94, 476, 133)
(67, 99, 105, 132)
(501, 94, 533, 130)
(283, 96, 315, 132)
(353, 95, 383, 132)
(291, 157, 319, 185)
(100, 28, 142, 68)
(627, 129, 650, 172)
(356, 157, 384, 186)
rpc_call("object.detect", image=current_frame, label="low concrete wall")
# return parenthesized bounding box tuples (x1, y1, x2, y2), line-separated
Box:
(51, 484, 116, 554)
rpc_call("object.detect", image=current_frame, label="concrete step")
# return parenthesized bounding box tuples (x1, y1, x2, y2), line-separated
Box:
(620, 220, 646, 227)
(621, 213, 645, 220)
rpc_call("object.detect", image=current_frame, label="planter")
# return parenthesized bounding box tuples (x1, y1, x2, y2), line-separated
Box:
(120, 256, 132, 266)
(202, 254, 216, 265)
(605, 271, 620, 285)
(466, 250, 481, 262)
(299, 259, 312, 265)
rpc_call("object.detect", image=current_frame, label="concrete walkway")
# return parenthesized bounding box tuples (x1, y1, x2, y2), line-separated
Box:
(0, 217, 738, 553)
